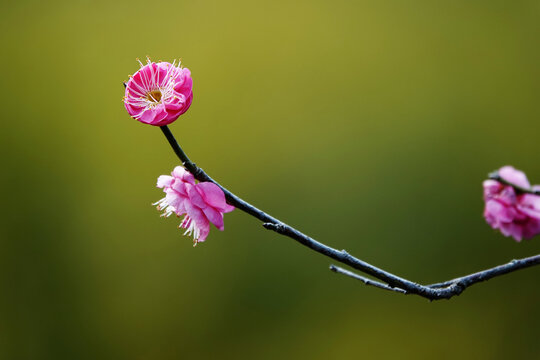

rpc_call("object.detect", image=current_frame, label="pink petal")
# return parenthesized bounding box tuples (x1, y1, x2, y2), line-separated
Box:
(171, 181, 188, 196)
(155, 62, 170, 86)
(175, 198, 187, 215)
(124, 102, 145, 118)
(500, 222, 522, 242)
(197, 182, 232, 211)
(180, 92, 193, 115)
(131, 71, 148, 92)
(523, 219, 540, 239)
(157, 175, 173, 188)
(499, 166, 530, 189)
(222, 204, 235, 213)
(185, 201, 210, 230)
(165, 190, 184, 212)
(485, 200, 515, 223)
(497, 186, 517, 206)
(517, 194, 540, 219)
(175, 70, 193, 94)
(165, 101, 183, 112)
(483, 180, 502, 200)
(186, 183, 206, 208)
(137, 105, 167, 125)
(150, 105, 169, 125)
(203, 206, 224, 230)
(172, 166, 195, 184)
(196, 224, 210, 243)
(136, 109, 155, 124)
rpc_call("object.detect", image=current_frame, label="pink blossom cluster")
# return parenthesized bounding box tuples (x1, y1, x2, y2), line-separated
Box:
(483, 166, 540, 242)
(154, 166, 234, 245)
(124, 59, 193, 126)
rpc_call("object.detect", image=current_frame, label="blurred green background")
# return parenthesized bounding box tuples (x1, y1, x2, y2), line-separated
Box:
(1, 0, 539, 358)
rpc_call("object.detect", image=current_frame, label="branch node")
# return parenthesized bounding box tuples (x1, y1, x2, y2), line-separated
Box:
(263, 222, 283, 232)
(340, 249, 351, 261)
(262, 222, 275, 230)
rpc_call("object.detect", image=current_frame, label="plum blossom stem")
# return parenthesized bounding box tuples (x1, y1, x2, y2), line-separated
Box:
(158, 124, 540, 301)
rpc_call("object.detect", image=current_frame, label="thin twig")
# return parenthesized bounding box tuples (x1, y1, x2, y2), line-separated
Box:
(330, 265, 408, 295)
(427, 254, 540, 289)
(156, 124, 540, 300)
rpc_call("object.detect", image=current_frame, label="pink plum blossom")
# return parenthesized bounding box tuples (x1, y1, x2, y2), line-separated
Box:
(124, 58, 193, 126)
(483, 166, 540, 242)
(154, 166, 235, 245)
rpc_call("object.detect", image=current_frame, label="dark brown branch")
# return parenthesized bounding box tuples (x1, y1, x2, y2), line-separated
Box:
(157, 124, 540, 301)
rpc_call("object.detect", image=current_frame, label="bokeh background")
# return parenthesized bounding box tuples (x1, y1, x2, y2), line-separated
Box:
(1, 0, 539, 358)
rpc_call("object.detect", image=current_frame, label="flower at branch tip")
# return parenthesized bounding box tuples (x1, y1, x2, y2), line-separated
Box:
(483, 166, 540, 242)
(124, 58, 193, 126)
(153, 166, 235, 246)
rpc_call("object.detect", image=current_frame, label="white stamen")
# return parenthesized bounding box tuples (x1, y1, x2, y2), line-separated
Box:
(154, 196, 202, 243)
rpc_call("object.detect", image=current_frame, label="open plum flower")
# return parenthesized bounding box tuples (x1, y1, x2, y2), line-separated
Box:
(124, 58, 193, 126)
(483, 166, 540, 242)
(154, 166, 235, 245)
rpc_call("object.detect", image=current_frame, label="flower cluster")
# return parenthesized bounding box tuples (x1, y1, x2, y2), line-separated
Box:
(483, 166, 540, 242)
(154, 166, 235, 245)
(124, 58, 193, 126)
